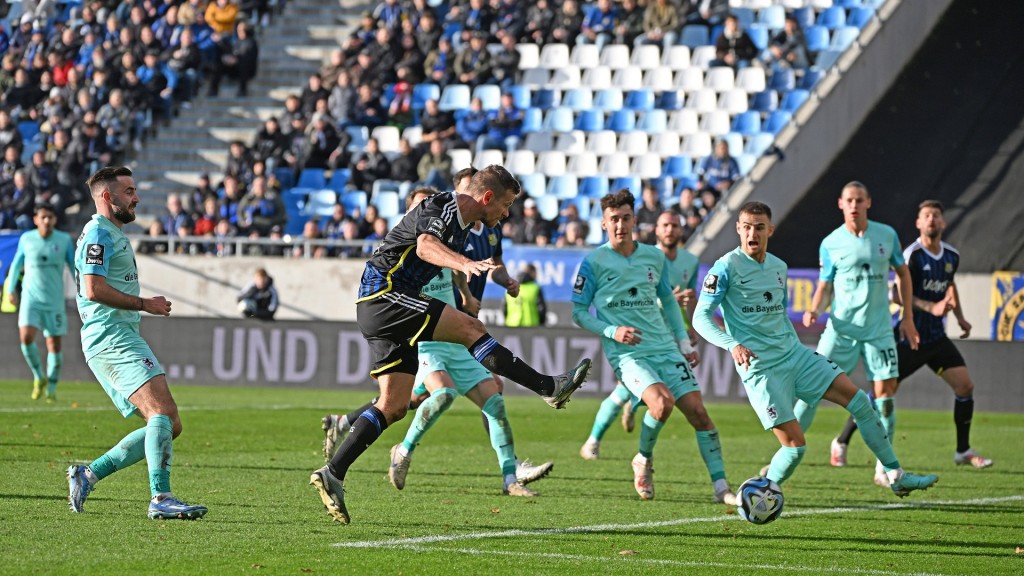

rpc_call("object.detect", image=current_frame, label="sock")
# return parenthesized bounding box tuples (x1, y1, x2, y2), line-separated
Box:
(20, 343, 44, 380)
(953, 394, 974, 453)
(328, 406, 388, 480)
(400, 388, 457, 454)
(46, 352, 62, 392)
(766, 445, 805, 485)
(343, 400, 377, 430)
(836, 414, 859, 445)
(638, 412, 665, 458)
(611, 384, 632, 405)
(145, 415, 174, 497)
(469, 334, 554, 396)
(794, 399, 817, 433)
(89, 427, 148, 481)
(848, 390, 899, 470)
(695, 428, 727, 482)
(481, 394, 516, 477)
(874, 397, 896, 446)
(589, 394, 625, 441)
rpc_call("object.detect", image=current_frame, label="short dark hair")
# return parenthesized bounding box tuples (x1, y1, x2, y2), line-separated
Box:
(738, 201, 772, 220)
(842, 180, 869, 197)
(33, 202, 56, 216)
(468, 165, 520, 199)
(86, 166, 132, 194)
(406, 185, 439, 211)
(918, 199, 944, 213)
(452, 166, 478, 189)
(600, 188, 635, 212)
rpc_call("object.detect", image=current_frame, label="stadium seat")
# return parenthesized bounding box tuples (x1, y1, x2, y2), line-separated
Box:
(685, 88, 718, 114)
(539, 43, 570, 69)
(579, 175, 610, 198)
(521, 67, 549, 88)
(563, 87, 594, 111)
(439, 84, 471, 111)
(682, 132, 712, 158)
(651, 132, 681, 157)
(474, 149, 504, 169)
(581, 66, 613, 90)
(720, 132, 744, 158)
(297, 168, 326, 189)
(412, 83, 440, 111)
(593, 87, 624, 111)
(506, 149, 536, 175)
(848, 6, 876, 28)
(275, 167, 296, 190)
(736, 153, 757, 176)
(813, 49, 844, 72)
(747, 24, 770, 51)
(17, 121, 40, 143)
(631, 44, 662, 70)
(830, 26, 860, 51)
(758, 5, 786, 30)
(732, 7, 755, 29)
(372, 179, 402, 201)
(546, 174, 579, 199)
(817, 6, 847, 29)
(447, 148, 473, 172)
(731, 110, 762, 136)
(345, 125, 369, 152)
(680, 25, 709, 48)
(690, 45, 717, 69)
(586, 130, 618, 156)
(624, 89, 655, 112)
(750, 89, 778, 113)
(550, 65, 582, 89)
(574, 109, 605, 132)
(805, 25, 830, 52)
(792, 6, 815, 29)
(327, 169, 351, 193)
(736, 67, 767, 93)
(768, 69, 796, 92)
(531, 88, 559, 110)
(662, 155, 693, 179)
(535, 194, 560, 221)
(536, 151, 567, 175)
(600, 153, 632, 178)
(718, 89, 749, 115)
(618, 131, 649, 156)
(523, 130, 553, 152)
(706, 66, 736, 93)
(518, 173, 547, 197)
(668, 109, 700, 135)
(656, 90, 685, 111)
(637, 110, 668, 134)
(800, 68, 825, 90)
(507, 84, 532, 110)
(643, 67, 675, 92)
(516, 43, 539, 69)
(339, 190, 366, 215)
(371, 126, 401, 154)
(402, 125, 423, 147)
(744, 132, 775, 156)
(610, 175, 641, 194)
(521, 107, 544, 133)
(661, 45, 691, 70)
(373, 191, 401, 219)
(554, 130, 586, 155)
(586, 218, 606, 244)
(599, 44, 631, 69)
(612, 67, 643, 91)
(606, 109, 637, 132)
(561, 195, 592, 220)
(631, 153, 663, 180)
(473, 85, 502, 111)
(567, 151, 599, 177)
(675, 67, 705, 92)
(570, 43, 600, 69)
(700, 110, 731, 136)
(764, 110, 793, 134)
(543, 107, 575, 132)
(780, 89, 810, 112)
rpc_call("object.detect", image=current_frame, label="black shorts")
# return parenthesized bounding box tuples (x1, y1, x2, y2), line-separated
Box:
(356, 290, 447, 378)
(897, 336, 966, 382)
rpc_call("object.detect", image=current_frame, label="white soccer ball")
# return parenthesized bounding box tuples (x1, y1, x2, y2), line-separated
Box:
(737, 475, 784, 525)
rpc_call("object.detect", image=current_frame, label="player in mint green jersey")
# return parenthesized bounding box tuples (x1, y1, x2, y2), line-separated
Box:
(796, 182, 919, 488)
(573, 190, 737, 504)
(693, 201, 937, 499)
(4, 203, 74, 401)
(66, 166, 207, 520)
(580, 211, 702, 450)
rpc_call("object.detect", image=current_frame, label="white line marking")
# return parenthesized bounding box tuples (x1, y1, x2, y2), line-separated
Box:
(334, 494, 1024, 549)
(0, 404, 321, 414)
(393, 545, 949, 576)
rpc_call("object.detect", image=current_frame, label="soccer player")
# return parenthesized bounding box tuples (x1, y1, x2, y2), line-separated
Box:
(66, 166, 207, 520)
(310, 165, 591, 524)
(572, 190, 737, 504)
(4, 203, 74, 401)
(693, 200, 937, 498)
(829, 200, 992, 468)
(795, 182, 920, 488)
(580, 211, 702, 456)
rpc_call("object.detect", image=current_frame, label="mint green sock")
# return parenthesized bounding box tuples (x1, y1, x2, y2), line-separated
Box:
(146, 415, 174, 497)
(89, 427, 148, 480)
(794, 399, 817, 432)
(874, 397, 896, 445)
(766, 445, 805, 485)
(589, 387, 630, 440)
(851, 391, 899, 469)
(481, 394, 516, 477)
(695, 428, 726, 482)
(20, 343, 44, 380)
(46, 352, 62, 393)
(401, 388, 457, 454)
(638, 412, 665, 458)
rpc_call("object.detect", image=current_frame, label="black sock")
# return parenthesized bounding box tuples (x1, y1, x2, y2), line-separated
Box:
(469, 334, 555, 396)
(837, 414, 859, 444)
(343, 399, 377, 427)
(954, 394, 973, 453)
(328, 406, 388, 480)
(481, 411, 490, 435)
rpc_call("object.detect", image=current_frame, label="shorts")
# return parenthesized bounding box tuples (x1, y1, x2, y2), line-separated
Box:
(86, 334, 165, 418)
(617, 351, 700, 408)
(356, 290, 447, 378)
(18, 305, 67, 337)
(897, 336, 966, 382)
(742, 346, 841, 430)
(414, 341, 493, 396)
(817, 324, 898, 382)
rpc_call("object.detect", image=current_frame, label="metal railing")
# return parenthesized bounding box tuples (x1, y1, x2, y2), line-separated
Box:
(130, 234, 381, 259)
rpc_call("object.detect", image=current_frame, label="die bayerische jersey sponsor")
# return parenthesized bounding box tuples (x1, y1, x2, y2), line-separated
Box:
(898, 239, 959, 345)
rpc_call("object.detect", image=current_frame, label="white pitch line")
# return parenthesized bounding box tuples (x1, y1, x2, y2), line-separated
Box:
(0, 404, 321, 414)
(393, 544, 950, 576)
(334, 494, 1024, 549)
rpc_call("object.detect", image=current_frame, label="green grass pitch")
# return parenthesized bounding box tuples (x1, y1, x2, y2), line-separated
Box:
(1, 379, 1021, 575)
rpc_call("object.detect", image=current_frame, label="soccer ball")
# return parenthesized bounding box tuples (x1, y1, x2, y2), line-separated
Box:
(737, 475, 784, 525)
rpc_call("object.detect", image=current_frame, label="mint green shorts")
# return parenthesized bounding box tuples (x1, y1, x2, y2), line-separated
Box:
(817, 324, 898, 382)
(742, 345, 841, 430)
(617, 350, 700, 407)
(86, 334, 165, 418)
(414, 341, 492, 396)
(19, 305, 67, 337)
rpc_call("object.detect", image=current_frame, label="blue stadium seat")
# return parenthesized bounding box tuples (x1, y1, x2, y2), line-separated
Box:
(518, 173, 547, 197)
(800, 68, 825, 90)
(297, 168, 326, 189)
(743, 132, 775, 157)
(736, 153, 756, 176)
(546, 174, 579, 199)
(674, 176, 699, 195)
(792, 6, 815, 30)
(507, 84, 532, 110)
(327, 169, 351, 193)
(750, 90, 778, 113)
(758, 5, 785, 30)
(637, 110, 667, 134)
(763, 111, 792, 134)
(656, 90, 684, 111)
(813, 49, 844, 72)
(274, 167, 295, 190)
(731, 111, 761, 136)
(439, 84, 471, 111)
(522, 107, 543, 133)
(442, 22, 462, 40)
(648, 176, 672, 198)
(805, 25, 830, 53)
(340, 190, 368, 215)
(817, 6, 847, 30)
(593, 88, 624, 111)
(17, 121, 40, 143)
(345, 125, 369, 152)
(606, 109, 636, 132)
(412, 83, 440, 111)
(574, 109, 605, 132)
(561, 195, 591, 220)
(543, 107, 575, 132)
(535, 195, 560, 221)
(301, 189, 337, 217)
(834, 0, 864, 8)
(662, 155, 693, 179)
(624, 89, 655, 112)
(720, 133, 744, 158)
(373, 190, 401, 219)
(848, 6, 876, 28)
(747, 24, 770, 51)
(611, 175, 641, 194)
(680, 25, 709, 48)
(830, 26, 860, 51)
(563, 87, 594, 111)
(780, 89, 810, 112)
(473, 84, 502, 111)
(531, 88, 559, 110)
(768, 69, 795, 92)
(579, 175, 609, 198)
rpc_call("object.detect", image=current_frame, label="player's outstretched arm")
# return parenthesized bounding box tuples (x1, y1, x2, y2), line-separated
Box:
(416, 234, 496, 278)
(693, 300, 740, 353)
(82, 274, 171, 316)
(802, 280, 831, 327)
(489, 264, 519, 298)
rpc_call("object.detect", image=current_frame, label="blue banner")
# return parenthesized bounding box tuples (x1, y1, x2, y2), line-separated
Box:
(991, 271, 1024, 341)
(0, 231, 23, 291)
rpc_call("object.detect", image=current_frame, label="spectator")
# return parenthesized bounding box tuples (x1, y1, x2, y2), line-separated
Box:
(698, 188, 720, 219)
(555, 202, 589, 244)
(390, 138, 420, 183)
(457, 0, 494, 47)
(504, 263, 547, 327)
(681, 209, 703, 244)
(263, 224, 287, 257)
(490, 34, 520, 91)
(205, 0, 240, 35)
(328, 69, 355, 126)
(193, 196, 220, 237)
(523, 0, 553, 45)
(547, 0, 584, 45)
(455, 31, 492, 88)
(673, 185, 700, 220)
(418, 97, 456, 152)
(0, 144, 22, 186)
(209, 21, 258, 97)
(186, 172, 217, 216)
(238, 176, 286, 236)
(293, 219, 328, 259)
(492, 0, 526, 43)
(304, 116, 340, 170)
(510, 198, 551, 244)
(635, 183, 663, 244)
(211, 217, 237, 256)
(362, 216, 388, 256)
(237, 267, 279, 320)
(252, 117, 287, 173)
(25, 150, 63, 215)
(712, 14, 759, 69)
(161, 193, 194, 242)
(137, 48, 176, 123)
(394, 34, 425, 85)
(299, 73, 329, 117)
(167, 27, 202, 107)
(373, 0, 405, 32)
(320, 203, 351, 245)
(348, 83, 385, 128)
(96, 88, 136, 156)
(137, 220, 169, 255)
(417, 139, 453, 190)
(320, 49, 346, 90)
(218, 174, 244, 227)
(423, 36, 455, 87)
(281, 115, 309, 177)
(577, 0, 619, 50)
(557, 220, 588, 247)
(638, 0, 678, 48)
(416, 12, 442, 57)
(0, 169, 35, 230)
(767, 15, 811, 72)
(697, 138, 740, 193)
(350, 137, 391, 193)
(357, 204, 380, 238)
(456, 97, 490, 151)
(483, 92, 523, 152)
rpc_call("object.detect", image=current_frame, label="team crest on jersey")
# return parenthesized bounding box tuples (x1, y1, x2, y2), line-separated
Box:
(140, 357, 155, 370)
(487, 233, 497, 246)
(777, 272, 784, 287)
(573, 274, 586, 294)
(878, 243, 885, 256)
(766, 404, 777, 420)
(647, 268, 655, 283)
(85, 244, 104, 265)
(702, 274, 719, 294)
(945, 262, 953, 273)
